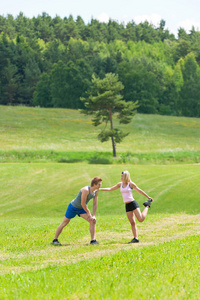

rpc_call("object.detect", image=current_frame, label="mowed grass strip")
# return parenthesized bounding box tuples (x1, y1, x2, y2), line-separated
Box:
(0, 235, 199, 300)
(0, 213, 199, 275)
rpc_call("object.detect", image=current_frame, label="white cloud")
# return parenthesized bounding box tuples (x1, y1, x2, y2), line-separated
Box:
(96, 12, 109, 23)
(96, 13, 162, 27)
(120, 14, 129, 25)
(134, 13, 161, 27)
(177, 19, 200, 32)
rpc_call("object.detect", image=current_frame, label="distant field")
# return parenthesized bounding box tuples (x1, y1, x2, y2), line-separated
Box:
(0, 105, 200, 153)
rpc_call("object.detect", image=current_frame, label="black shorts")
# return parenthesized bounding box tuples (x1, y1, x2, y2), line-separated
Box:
(125, 201, 139, 212)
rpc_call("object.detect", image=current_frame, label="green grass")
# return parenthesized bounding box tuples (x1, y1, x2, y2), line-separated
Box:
(0, 105, 200, 299)
(1, 235, 199, 300)
(0, 163, 199, 218)
(0, 214, 199, 299)
(0, 105, 200, 164)
(0, 163, 200, 299)
(0, 149, 200, 164)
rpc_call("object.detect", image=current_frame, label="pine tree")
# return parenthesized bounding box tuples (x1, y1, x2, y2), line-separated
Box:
(81, 73, 138, 157)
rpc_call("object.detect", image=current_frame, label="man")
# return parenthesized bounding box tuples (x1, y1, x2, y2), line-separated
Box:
(52, 176, 102, 246)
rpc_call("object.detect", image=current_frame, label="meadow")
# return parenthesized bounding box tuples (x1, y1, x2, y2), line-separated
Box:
(0, 105, 200, 163)
(0, 105, 200, 299)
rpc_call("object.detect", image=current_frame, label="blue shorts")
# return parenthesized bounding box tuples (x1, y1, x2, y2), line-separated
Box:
(65, 203, 87, 219)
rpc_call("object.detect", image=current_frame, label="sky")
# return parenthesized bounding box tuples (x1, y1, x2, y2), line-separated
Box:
(1, 0, 200, 36)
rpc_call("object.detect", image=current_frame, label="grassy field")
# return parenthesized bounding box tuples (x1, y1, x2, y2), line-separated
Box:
(0, 106, 200, 299)
(0, 105, 200, 163)
(0, 163, 200, 299)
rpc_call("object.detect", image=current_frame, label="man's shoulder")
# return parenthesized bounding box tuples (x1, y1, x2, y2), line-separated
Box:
(81, 186, 89, 194)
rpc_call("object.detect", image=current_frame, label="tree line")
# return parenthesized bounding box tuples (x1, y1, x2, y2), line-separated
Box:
(0, 13, 200, 117)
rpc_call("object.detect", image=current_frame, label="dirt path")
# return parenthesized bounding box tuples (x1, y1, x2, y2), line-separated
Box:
(1, 214, 200, 275)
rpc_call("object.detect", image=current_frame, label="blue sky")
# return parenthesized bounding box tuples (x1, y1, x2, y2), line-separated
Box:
(1, 0, 200, 36)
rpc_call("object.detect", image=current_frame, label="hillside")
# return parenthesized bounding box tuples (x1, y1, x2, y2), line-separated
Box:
(0, 105, 200, 163)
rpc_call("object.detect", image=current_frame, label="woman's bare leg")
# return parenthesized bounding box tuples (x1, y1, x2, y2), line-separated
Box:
(126, 211, 138, 239)
(133, 207, 149, 222)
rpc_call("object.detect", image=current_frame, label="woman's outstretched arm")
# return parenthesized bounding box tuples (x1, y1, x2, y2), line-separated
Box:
(99, 182, 121, 191)
(130, 181, 153, 200)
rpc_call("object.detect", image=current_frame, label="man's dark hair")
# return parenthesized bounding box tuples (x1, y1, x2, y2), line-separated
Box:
(91, 177, 102, 186)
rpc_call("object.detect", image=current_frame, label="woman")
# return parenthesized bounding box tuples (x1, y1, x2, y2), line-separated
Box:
(99, 170, 153, 243)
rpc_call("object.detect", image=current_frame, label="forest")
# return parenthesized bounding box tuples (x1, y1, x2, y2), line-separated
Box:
(0, 12, 200, 117)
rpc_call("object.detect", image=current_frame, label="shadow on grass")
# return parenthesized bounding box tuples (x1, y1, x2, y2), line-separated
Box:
(50, 243, 71, 247)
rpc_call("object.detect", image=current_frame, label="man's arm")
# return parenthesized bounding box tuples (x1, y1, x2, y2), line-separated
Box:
(92, 191, 98, 216)
(91, 192, 98, 224)
(81, 188, 92, 219)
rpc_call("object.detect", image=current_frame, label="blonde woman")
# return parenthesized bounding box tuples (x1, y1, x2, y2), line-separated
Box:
(99, 171, 153, 243)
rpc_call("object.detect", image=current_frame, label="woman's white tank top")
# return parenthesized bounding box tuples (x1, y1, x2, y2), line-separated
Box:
(120, 183, 134, 203)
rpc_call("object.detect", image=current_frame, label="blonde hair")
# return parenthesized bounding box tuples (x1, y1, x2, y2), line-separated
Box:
(122, 170, 131, 184)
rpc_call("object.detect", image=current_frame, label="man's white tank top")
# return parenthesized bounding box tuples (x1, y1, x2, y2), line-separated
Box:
(120, 183, 134, 203)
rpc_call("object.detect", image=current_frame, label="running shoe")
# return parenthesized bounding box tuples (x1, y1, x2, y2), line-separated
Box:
(143, 199, 153, 208)
(90, 239, 99, 245)
(128, 237, 139, 243)
(52, 239, 62, 246)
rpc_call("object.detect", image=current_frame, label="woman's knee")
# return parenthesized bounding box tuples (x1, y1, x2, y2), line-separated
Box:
(130, 219, 136, 226)
(137, 217, 145, 223)
(134, 210, 145, 222)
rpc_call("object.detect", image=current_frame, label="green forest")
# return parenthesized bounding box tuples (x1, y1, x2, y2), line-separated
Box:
(0, 12, 200, 117)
